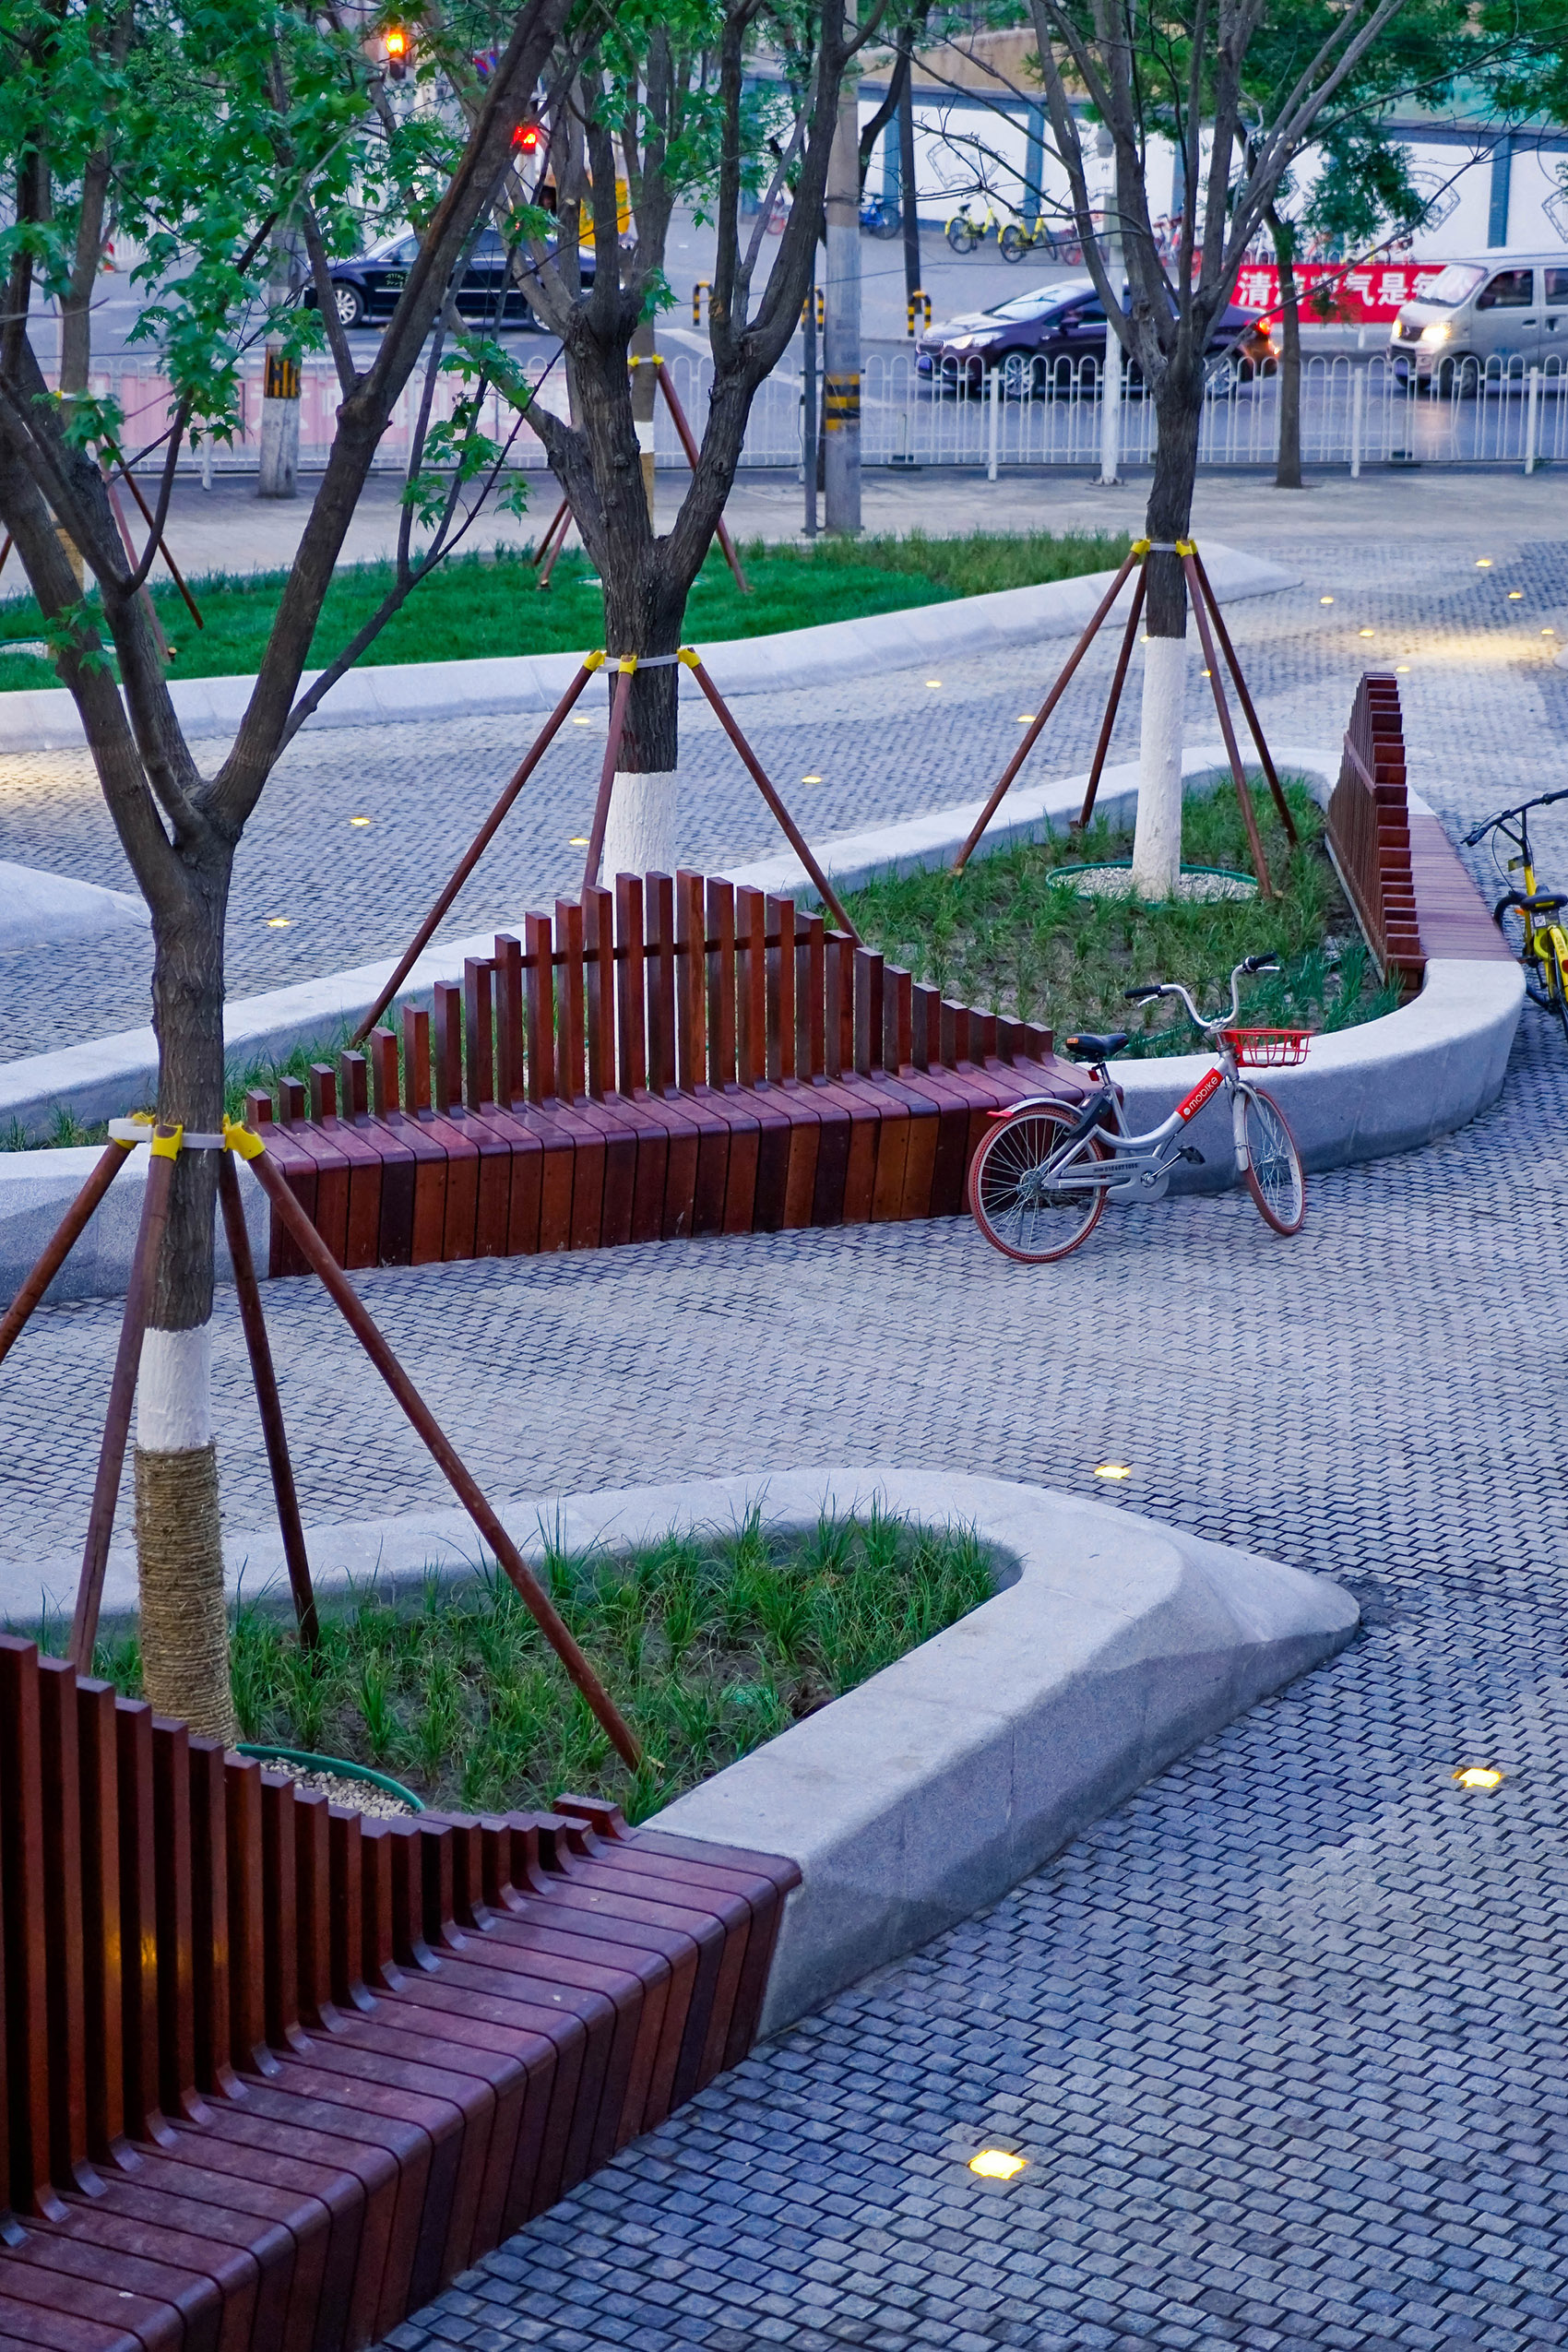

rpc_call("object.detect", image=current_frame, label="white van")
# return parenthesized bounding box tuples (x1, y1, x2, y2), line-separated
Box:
(1390, 254, 1568, 382)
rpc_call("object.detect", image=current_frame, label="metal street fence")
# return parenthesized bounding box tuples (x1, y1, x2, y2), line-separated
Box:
(76, 347, 1568, 480)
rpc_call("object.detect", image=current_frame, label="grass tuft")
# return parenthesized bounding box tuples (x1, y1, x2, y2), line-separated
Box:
(85, 1514, 994, 1823)
(845, 776, 1402, 1049)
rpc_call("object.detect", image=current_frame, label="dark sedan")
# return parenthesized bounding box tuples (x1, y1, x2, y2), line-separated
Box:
(917, 278, 1272, 394)
(304, 226, 595, 331)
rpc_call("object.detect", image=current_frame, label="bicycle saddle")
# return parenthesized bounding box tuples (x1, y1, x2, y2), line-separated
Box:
(1517, 893, 1567, 915)
(1063, 1031, 1129, 1061)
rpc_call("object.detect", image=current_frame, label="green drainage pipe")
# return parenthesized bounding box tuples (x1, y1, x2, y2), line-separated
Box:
(236, 1741, 424, 1812)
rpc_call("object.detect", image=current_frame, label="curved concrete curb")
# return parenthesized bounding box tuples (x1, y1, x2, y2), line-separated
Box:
(727, 740, 1526, 1184)
(0, 861, 149, 954)
(0, 541, 1294, 755)
(0, 1463, 1358, 2038)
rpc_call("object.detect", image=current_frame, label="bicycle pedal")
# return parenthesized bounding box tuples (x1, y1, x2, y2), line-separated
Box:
(1178, 1146, 1206, 1165)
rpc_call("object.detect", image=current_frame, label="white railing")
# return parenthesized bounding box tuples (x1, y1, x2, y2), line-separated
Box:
(663, 346, 1568, 476)
(73, 346, 1568, 479)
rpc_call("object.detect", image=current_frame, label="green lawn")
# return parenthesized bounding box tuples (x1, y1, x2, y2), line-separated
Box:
(845, 778, 1403, 1052)
(77, 1509, 994, 1823)
(0, 527, 1130, 692)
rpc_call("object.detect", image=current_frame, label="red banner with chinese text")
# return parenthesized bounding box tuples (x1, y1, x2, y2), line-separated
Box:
(1229, 260, 1446, 325)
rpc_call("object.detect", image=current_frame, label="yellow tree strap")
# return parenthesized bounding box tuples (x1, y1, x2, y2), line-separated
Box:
(678, 646, 701, 668)
(222, 1116, 267, 1160)
(584, 649, 607, 672)
(1175, 538, 1197, 555)
(149, 1123, 184, 1159)
(1131, 538, 1151, 555)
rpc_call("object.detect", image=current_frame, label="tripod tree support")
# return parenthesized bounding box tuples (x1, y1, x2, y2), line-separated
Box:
(530, 493, 574, 573)
(217, 1149, 319, 1651)
(1189, 544, 1297, 845)
(1076, 568, 1147, 833)
(1181, 543, 1272, 899)
(350, 653, 605, 1047)
(637, 357, 750, 595)
(230, 1123, 643, 1773)
(580, 659, 639, 896)
(950, 543, 1144, 873)
(69, 1123, 179, 1670)
(680, 649, 861, 941)
(0, 1135, 135, 1371)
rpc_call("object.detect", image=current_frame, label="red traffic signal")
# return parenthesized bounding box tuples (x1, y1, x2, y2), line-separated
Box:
(513, 121, 541, 152)
(385, 24, 410, 78)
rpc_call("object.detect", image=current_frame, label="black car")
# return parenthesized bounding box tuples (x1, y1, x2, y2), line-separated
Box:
(304, 226, 595, 332)
(917, 277, 1272, 394)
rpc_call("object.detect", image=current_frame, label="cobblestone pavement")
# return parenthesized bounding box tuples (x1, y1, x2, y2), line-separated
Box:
(3, 524, 1566, 1063)
(6, 526, 1568, 2348)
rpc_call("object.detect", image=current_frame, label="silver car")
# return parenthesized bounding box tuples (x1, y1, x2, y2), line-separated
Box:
(1390, 253, 1568, 383)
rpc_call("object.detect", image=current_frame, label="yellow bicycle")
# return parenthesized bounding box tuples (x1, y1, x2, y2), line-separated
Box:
(1465, 790, 1568, 1039)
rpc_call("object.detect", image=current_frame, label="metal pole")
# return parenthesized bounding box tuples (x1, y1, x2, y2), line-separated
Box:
(951, 545, 1143, 871)
(0, 1138, 134, 1370)
(1350, 364, 1364, 480)
(583, 662, 637, 890)
(350, 657, 602, 1045)
(684, 655, 861, 940)
(217, 1150, 319, 1651)
(824, 15, 861, 534)
(69, 1131, 178, 1670)
(802, 266, 819, 540)
(237, 1140, 642, 1771)
(987, 365, 1000, 483)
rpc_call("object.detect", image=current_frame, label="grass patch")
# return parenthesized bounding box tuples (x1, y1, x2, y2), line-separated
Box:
(77, 1509, 995, 1823)
(0, 528, 1129, 691)
(845, 776, 1402, 1051)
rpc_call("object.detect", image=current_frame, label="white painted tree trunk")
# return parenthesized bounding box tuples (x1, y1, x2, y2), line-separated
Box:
(1131, 631, 1188, 901)
(137, 1324, 213, 1454)
(601, 769, 679, 884)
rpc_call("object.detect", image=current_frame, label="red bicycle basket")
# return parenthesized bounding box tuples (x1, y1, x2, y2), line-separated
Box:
(1222, 1027, 1312, 1068)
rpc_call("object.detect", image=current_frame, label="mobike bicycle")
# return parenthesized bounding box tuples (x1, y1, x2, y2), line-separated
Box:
(1463, 788, 1568, 1039)
(967, 956, 1310, 1263)
(944, 203, 1000, 254)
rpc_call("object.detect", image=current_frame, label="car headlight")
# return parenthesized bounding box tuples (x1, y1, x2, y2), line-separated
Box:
(1418, 321, 1452, 347)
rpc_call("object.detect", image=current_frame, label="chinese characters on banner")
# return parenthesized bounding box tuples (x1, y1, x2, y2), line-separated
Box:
(1230, 261, 1445, 323)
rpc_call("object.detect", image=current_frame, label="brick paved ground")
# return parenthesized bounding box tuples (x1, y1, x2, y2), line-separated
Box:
(3, 521, 1565, 1062)
(4, 517, 1568, 2346)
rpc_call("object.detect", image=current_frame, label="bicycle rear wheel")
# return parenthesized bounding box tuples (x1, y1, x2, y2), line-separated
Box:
(968, 1106, 1107, 1263)
(1241, 1087, 1305, 1235)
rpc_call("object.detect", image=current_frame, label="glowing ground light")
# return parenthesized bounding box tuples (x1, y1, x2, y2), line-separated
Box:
(572, 714, 592, 724)
(1454, 1765, 1504, 1790)
(350, 815, 372, 826)
(802, 774, 823, 784)
(1477, 557, 1493, 567)
(266, 917, 291, 929)
(968, 2149, 1028, 2180)
(926, 679, 942, 688)
(1094, 1462, 1133, 1481)
(1509, 590, 1524, 600)
(1320, 596, 1335, 605)
(1018, 714, 1035, 723)
(568, 836, 590, 846)
(1544, 628, 1557, 636)
(1359, 628, 1375, 637)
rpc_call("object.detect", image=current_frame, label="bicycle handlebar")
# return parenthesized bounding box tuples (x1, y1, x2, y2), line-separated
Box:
(1463, 787, 1568, 847)
(1123, 956, 1279, 1034)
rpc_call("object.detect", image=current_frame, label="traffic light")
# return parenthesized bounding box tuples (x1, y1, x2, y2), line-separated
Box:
(513, 121, 541, 154)
(385, 24, 410, 79)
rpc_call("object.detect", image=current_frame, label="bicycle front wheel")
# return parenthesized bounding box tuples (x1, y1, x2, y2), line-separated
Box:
(1000, 224, 1026, 262)
(1241, 1087, 1306, 1235)
(946, 219, 978, 254)
(968, 1106, 1108, 1263)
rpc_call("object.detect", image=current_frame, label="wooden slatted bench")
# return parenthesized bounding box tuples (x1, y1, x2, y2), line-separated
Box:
(1325, 672, 1514, 990)
(247, 869, 1090, 1277)
(0, 1635, 795, 2352)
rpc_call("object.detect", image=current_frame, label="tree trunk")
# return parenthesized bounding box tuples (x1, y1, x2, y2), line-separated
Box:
(1268, 207, 1303, 492)
(136, 862, 235, 1742)
(597, 478, 683, 885)
(1131, 374, 1200, 901)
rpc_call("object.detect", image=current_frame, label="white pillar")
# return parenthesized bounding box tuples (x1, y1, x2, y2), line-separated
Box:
(1526, 364, 1540, 474)
(1131, 632, 1188, 901)
(257, 233, 301, 499)
(986, 365, 1000, 481)
(1350, 365, 1364, 481)
(1098, 128, 1123, 486)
